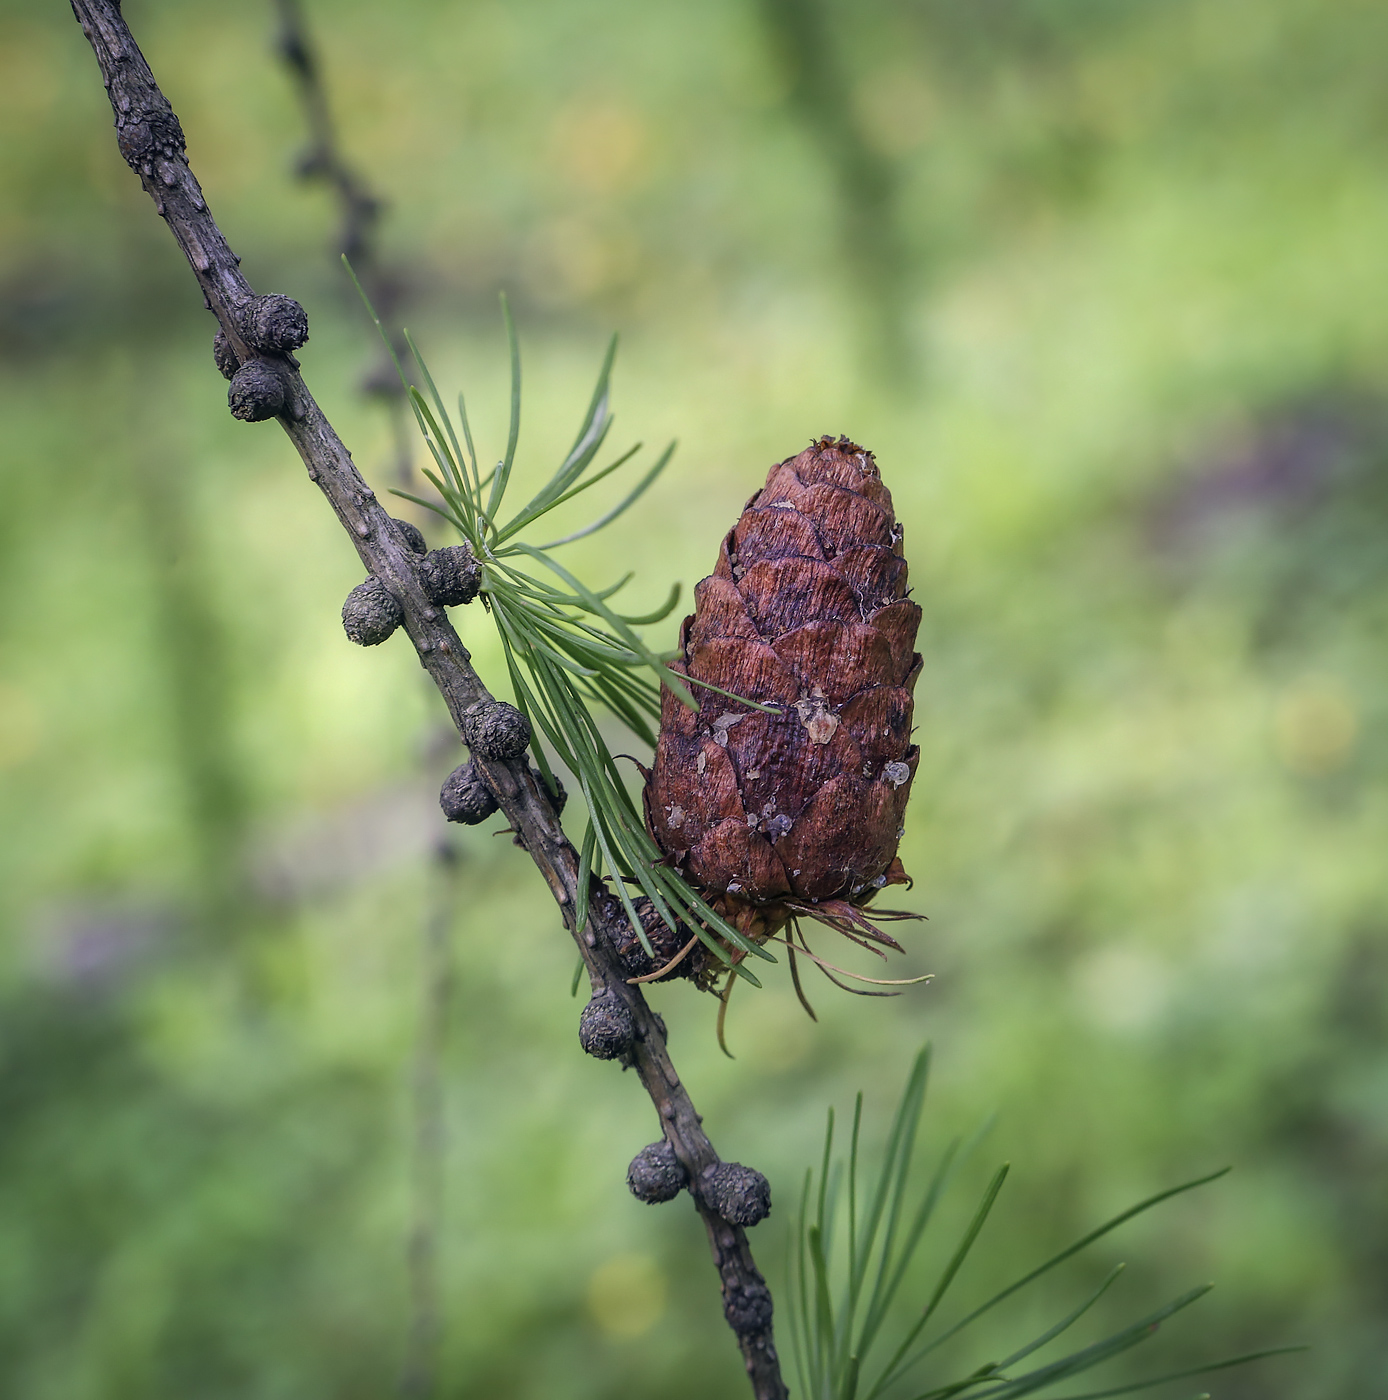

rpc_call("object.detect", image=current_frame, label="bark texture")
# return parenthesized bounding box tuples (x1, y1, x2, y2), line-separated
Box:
(647, 436, 922, 937)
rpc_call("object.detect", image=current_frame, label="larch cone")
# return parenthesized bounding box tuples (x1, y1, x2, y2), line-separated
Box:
(643, 435, 922, 961)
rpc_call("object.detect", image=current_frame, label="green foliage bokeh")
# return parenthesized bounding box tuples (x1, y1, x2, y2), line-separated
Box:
(1, 0, 1384, 1395)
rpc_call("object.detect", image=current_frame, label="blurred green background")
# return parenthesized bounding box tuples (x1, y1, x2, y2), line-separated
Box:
(1, 0, 1385, 1395)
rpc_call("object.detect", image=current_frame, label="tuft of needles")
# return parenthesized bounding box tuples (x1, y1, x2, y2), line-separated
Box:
(349, 264, 776, 977)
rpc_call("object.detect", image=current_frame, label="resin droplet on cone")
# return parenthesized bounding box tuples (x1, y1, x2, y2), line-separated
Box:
(644, 436, 921, 939)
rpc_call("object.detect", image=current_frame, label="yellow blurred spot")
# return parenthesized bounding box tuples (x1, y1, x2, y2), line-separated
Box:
(1274, 678, 1357, 776)
(550, 99, 650, 195)
(535, 215, 642, 301)
(587, 1252, 667, 1339)
(0, 681, 41, 771)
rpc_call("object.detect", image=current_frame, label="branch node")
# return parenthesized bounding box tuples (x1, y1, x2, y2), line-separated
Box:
(627, 1140, 688, 1203)
(242, 293, 309, 354)
(462, 700, 530, 761)
(579, 991, 635, 1060)
(439, 760, 499, 825)
(342, 577, 402, 646)
(116, 103, 185, 173)
(722, 1278, 775, 1336)
(228, 359, 289, 422)
(701, 1163, 772, 1228)
(420, 545, 480, 608)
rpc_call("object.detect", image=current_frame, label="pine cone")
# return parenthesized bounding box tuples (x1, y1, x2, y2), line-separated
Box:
(644, 436, 921, 938)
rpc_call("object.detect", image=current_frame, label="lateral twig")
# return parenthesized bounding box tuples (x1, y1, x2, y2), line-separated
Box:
(68, 4, 786, 1395)
(755, 0, 911, 382)
(272, 0, 413, 483)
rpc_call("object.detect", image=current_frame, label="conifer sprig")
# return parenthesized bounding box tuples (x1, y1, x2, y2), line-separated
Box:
(788, 1048, 1301, 1400)
(350, 265, 775, 974)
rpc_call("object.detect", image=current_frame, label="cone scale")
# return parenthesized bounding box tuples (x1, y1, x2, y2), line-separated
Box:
(644, 436, 922, 950)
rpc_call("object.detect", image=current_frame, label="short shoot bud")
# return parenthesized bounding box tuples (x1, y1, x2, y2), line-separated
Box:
(439, 760, 498, 825)
(701, 1162, 771, 1227)
(420, 544, 480, 608)
(627, 1140, 688, 1203)
(243, 293, 309, 354)
(342, 577, 402, 646)
(579, 991, 635, 1060)
(228, 359, 288, 422)
(463, 700, 530, 761)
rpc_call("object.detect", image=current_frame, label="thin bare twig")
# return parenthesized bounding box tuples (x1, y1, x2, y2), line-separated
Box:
(273, 0, 413, 483)
(756, 0, 912, 382)
(68, 5, 786, 1395)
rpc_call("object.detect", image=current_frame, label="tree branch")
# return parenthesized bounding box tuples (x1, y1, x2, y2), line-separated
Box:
(272, 0, 414, 481)
(272, 0, 383, 269)
(755, 0, 912, 384)
(68, 3, 787, 1395)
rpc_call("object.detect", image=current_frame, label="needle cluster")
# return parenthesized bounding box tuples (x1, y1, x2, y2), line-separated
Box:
(357, 274, 779, 978)
(788, 1049, 1298, 1400)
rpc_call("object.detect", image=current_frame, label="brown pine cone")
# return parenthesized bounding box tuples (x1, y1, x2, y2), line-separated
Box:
(643, 436, 921, 941)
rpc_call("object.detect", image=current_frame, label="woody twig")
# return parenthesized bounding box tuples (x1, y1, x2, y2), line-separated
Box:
(68, 3, 786, 1395)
